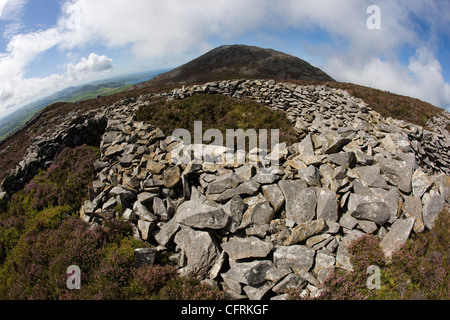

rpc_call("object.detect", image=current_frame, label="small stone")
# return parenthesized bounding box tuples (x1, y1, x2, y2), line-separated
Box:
(138, 220, 154, 241)
(283, 219, 326, 246)
(272, 274, 306, 294)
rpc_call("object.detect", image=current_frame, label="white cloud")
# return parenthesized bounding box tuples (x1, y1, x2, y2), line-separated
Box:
(1, 0, 450, 119)
(67, 52, 113, 80)
(0, 0, 26, 20)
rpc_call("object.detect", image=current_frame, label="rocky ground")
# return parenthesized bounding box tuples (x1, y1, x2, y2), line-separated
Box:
(1, 79, 449, 300)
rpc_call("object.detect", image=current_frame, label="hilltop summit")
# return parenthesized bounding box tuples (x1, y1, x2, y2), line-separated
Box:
(147, 44, 335, 87)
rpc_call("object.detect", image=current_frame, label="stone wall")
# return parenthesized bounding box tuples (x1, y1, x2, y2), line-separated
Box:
(76, 80, 448, 300)
(1, 79, 449, 300)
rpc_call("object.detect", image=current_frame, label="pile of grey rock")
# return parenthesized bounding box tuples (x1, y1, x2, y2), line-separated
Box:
(1, 79, 449, 300)
(77, 80, 449, 300)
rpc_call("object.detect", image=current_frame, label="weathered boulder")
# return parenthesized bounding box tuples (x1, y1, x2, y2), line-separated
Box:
(176, 200, 230, 230)
(174, 227, 220, 279)
(262, 184, 285, 213)
(422, 193, 445, 230)
(316, 189, 339, 222)
(278, 180, 316, 225)
(273, 245, 315, 273)
(221, 237, 273, 260)
(380, 218, 415, 259)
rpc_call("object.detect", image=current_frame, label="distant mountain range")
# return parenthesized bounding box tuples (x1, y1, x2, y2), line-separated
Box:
(0, 70, 166, 141)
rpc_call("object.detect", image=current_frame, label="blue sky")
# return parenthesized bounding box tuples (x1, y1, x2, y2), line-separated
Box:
(0, 0, 450, 119)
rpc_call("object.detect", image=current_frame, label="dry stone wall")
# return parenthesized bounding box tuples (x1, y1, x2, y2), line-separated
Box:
(1, 79, 449, 300)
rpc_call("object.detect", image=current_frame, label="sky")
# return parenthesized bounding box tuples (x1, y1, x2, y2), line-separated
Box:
(0, 0, 450, 119)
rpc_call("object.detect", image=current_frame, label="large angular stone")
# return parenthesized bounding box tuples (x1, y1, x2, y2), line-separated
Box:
(278, 180, 316, 225)
(283, 219, 326, 246)
(174, 227, 220, 279)
(272, 274, 306, 294)
(104, 144, 125, 157)
(404, 196, 424, 233)
(411, 169, 433, 198)
(336, 242, 353, 272)
(163, 165, 181, 188)
(350, 201, 390, 225)
(380, 133, 411, 153)
(262, 184, 285, 213)
(327, 152, 356, 169)
(154, 218, 180, 247)
(176, 200, 230, 230)
(206, 172, 242, 195)
(273, 245, 315, 273)
(223, 195, 245, 233)
(134, 248, 156, 268)
(422, 194, 445, 230)
(298, 134, 315, 155)
(146, 160, 166, 174)
(137, 220, 155, 241)
(298, 166, 321, 187)
(244, 281, 275, 301)
(348, 194, 390, 225)
(354, 165, 389, 189)
(316, 189, 339, 222)
(376, 155, 413, 194)
(133, 200, 156, 222)
(251, 201, 274, 225)
(380, 218, 415, 259)
(222, 260, 273, 286)
(324, 136, 352, 154)
(221, 237, 273, 260)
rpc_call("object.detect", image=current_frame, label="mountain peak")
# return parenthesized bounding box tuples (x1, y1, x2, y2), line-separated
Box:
(148, 44, 334, 87)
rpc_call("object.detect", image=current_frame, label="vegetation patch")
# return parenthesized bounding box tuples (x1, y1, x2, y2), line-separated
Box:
(0, 144, 224, 300)
(136, 94, 300, 147)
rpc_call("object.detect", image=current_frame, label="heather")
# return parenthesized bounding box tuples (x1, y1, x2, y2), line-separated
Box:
(0, 145, 224, 300)
(26, 145, 99, 210)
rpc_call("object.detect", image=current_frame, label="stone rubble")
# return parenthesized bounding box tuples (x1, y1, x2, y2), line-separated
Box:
(1, 79, 449, 300)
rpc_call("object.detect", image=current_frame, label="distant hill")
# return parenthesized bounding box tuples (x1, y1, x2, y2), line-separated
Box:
(0, 70, 165, 142)
(143, 44, 335, 87)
